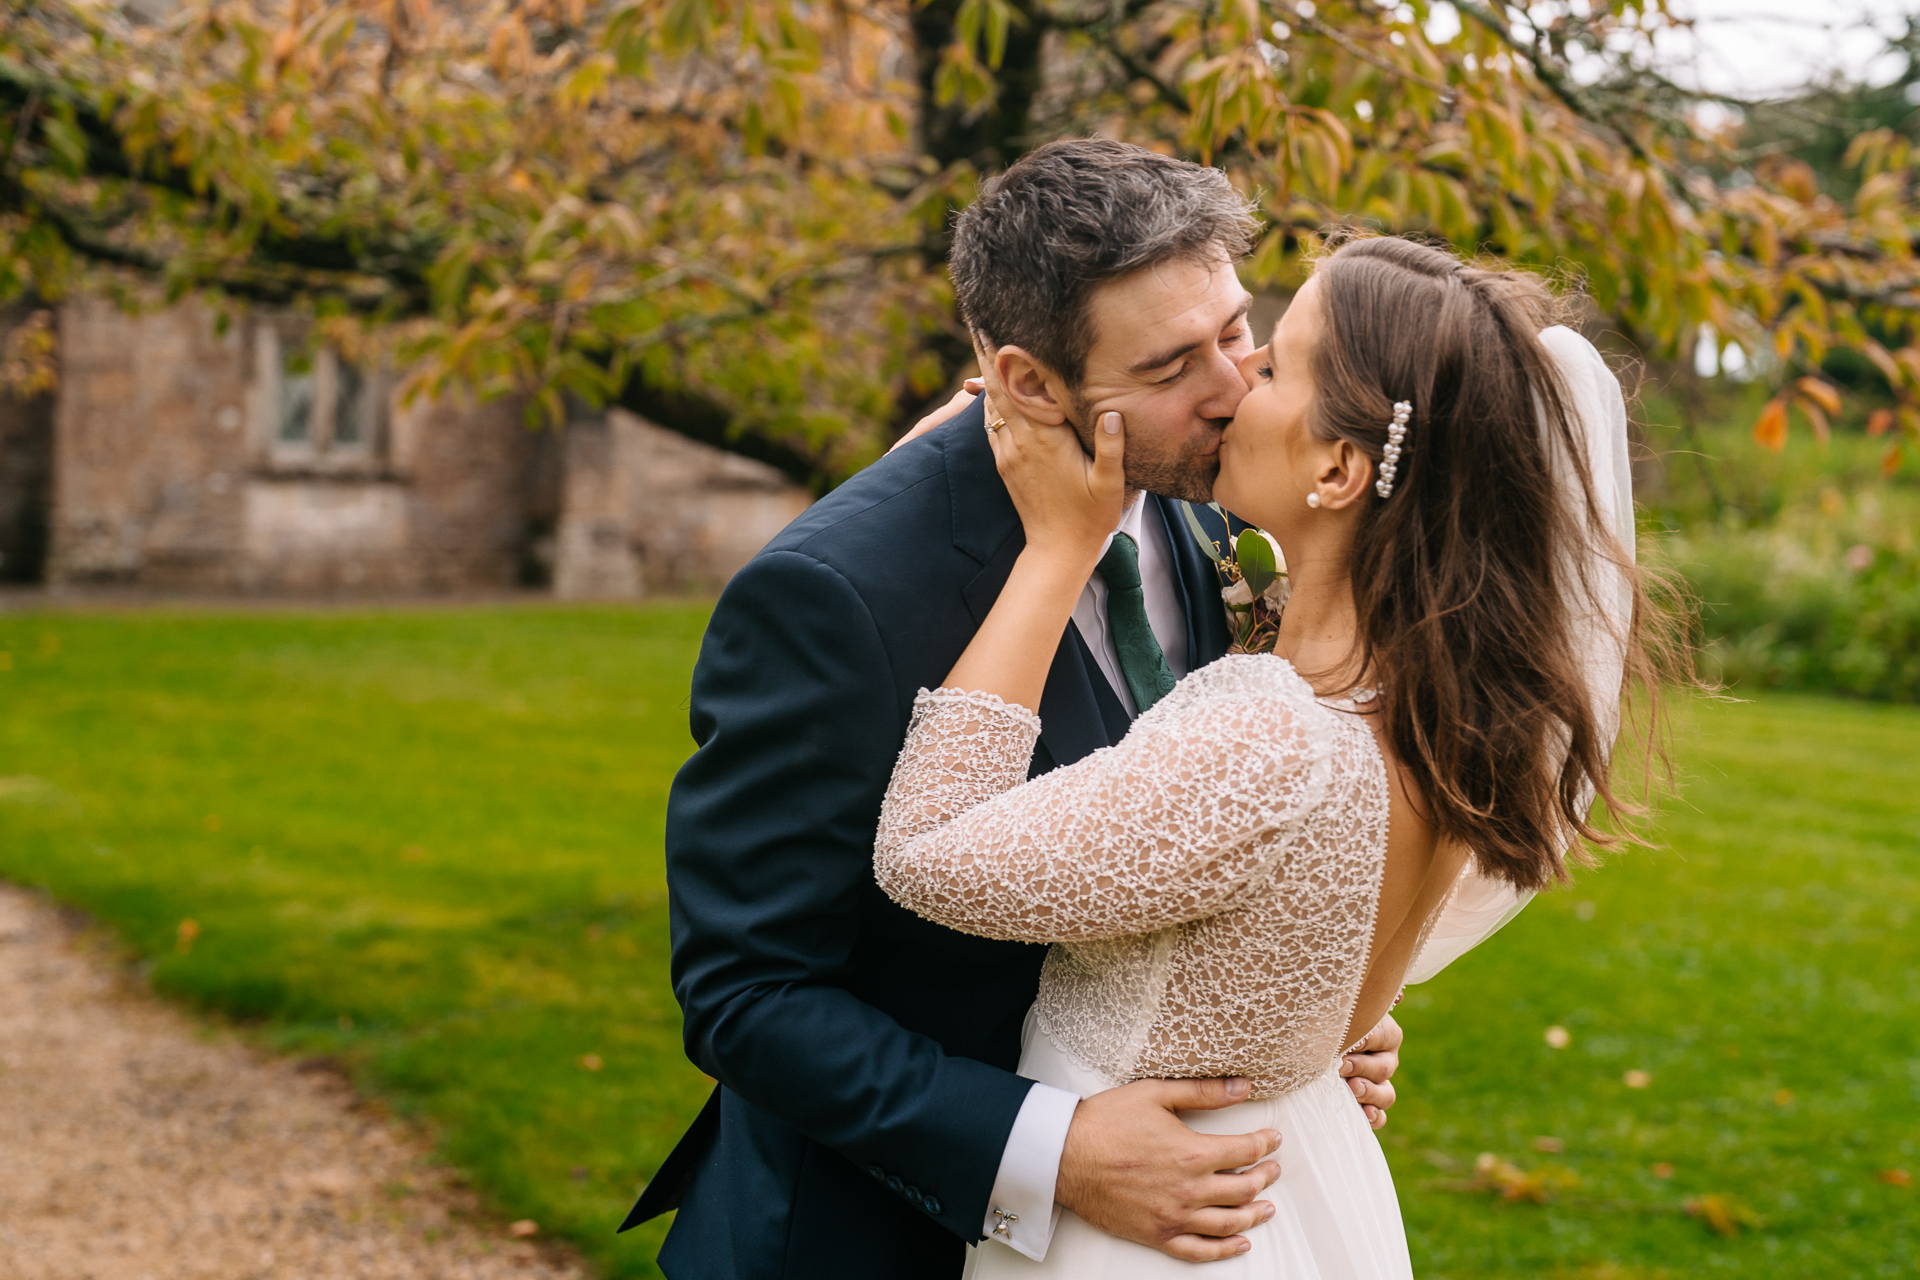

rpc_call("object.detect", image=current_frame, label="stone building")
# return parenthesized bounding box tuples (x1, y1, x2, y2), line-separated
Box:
(0, 300, 812, 597)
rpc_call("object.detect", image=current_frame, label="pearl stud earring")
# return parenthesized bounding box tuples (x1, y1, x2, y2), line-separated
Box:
(1306, 492, 1322, 509)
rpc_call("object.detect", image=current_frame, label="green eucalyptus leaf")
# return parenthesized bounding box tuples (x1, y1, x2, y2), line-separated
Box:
(1180, 502, 1223, 563)
(1235, 528, 1277, 597)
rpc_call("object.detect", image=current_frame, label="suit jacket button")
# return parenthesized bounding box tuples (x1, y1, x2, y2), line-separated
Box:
(885, 1176, 904, 1194)
(904, 1185, 924, 1205)
(867, 1165, 885, 1181)
(923, 1196, 942, 1215)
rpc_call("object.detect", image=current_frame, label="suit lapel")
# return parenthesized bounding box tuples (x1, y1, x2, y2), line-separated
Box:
(949, 408, 1116, 769)
(1155, 496, 1235, 669)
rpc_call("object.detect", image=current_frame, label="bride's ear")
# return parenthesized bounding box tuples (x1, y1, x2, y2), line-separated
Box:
(989, 346, 1072, 427)
(1314, 438, 1375, 511)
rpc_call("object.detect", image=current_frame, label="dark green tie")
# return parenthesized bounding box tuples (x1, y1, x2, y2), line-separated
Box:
(1096, 532, 1178, 715)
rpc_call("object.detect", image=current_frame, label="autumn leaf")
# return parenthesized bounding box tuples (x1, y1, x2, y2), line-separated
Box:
(1867, 408, 1894, 437)
(1882, 443, 1906, 478)
(1451, 1152, 1580, 1203)
(1754, 397, 1790, 451)
(1794, 377, 1842, 416)
(1685, 1194, 1764, 1237)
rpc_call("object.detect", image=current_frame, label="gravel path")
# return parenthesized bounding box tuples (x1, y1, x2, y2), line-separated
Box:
(0, 885, 589, 1280)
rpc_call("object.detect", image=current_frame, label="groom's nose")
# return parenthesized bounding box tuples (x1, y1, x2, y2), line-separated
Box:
(1194, 352, 1251, 419)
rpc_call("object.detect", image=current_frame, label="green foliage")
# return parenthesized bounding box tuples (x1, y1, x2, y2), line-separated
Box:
(1, 611, 1915, 1277)
(1640, 384, 1920, 702)
(1671, 525, 1920, 703)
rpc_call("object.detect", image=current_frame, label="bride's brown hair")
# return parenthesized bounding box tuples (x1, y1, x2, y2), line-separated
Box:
(1307, 234, 1682, 891)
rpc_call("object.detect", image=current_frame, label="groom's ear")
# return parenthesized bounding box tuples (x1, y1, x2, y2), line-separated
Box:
(990, 346, 1072, 427)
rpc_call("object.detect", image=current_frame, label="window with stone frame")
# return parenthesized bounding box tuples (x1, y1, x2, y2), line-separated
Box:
(254, 324, 387, 465)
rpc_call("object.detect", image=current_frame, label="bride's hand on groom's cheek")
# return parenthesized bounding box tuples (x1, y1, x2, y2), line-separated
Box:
(1340, 1013, 1403, 1130)
(986, 403, 1126, 567)
(1055, 1077, 1281, 1262)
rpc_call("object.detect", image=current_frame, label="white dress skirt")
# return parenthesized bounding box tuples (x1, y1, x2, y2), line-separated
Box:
(965, 1010, 1415, 1280)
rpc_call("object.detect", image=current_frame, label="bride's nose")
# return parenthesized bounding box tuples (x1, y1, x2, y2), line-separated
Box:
(1238, 345, 1272, 388)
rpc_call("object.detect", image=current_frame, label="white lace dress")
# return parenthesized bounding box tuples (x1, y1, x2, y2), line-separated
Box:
(874, 653, 1510, 1278)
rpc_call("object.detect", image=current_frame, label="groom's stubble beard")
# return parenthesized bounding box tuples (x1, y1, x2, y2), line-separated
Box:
(1065, 395, 1222, 504)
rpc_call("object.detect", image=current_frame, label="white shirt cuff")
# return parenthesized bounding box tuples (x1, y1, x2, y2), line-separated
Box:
(980, 1081, 1079, 1261)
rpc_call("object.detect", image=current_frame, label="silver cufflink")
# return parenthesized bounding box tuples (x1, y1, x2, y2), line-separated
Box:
(991, 1207, 1019, 1237)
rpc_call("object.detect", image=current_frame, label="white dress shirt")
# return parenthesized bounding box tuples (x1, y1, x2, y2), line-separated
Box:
(980, 492, 1190, 1261)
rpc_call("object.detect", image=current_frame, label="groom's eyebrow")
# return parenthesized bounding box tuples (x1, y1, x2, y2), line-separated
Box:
(1127, 297, 1254, 376)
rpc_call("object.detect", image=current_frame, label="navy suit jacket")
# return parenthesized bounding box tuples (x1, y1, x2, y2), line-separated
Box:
(625, 397, 1235, 1279)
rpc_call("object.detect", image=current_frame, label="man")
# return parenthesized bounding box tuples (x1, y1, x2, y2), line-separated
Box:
(623, 138, 1402, 1278)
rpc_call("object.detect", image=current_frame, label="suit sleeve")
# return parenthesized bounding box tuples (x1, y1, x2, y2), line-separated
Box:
(666, 549, 1035, 1242)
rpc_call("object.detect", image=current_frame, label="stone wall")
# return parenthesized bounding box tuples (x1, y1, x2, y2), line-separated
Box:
(45, 300, 561, 595)
(24, 300, 805, 597)
(49, 299, 256, 587)
(554, 409, 812, 598)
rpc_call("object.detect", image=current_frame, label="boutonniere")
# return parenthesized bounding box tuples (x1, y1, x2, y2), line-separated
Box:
(1181, 503, 1290, 655)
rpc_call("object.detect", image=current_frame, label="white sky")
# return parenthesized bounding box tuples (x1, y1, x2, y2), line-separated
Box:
(1651, 0, 1915, 99)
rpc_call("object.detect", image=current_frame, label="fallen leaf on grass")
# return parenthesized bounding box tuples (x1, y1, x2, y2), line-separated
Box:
(1440, 1153, 1580, 1203)
(1623, 1069, 1651, 1089)
(578, 1053, 603, 1071)
(176, 919, 200, 954)
(1685, 1194, 1763, 1237)
(1773, 1087, 1794, 1106)
(1532, 1136, 1565, 1154)
(1544, 1025, 1571, 1049)
(1878, 1169, 1912, 1187)
(1652, 1163, 1674, 1179)
(508, 1219, 539, 1238)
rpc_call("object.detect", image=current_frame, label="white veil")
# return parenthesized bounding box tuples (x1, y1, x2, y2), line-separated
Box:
(1403, 325, 1637, 985)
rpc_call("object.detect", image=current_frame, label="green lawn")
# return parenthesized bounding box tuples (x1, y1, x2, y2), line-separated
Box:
(0, 608, 1914, 1278)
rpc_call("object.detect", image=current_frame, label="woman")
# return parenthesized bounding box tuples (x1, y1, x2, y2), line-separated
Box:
(873, 235, 1665, 1277)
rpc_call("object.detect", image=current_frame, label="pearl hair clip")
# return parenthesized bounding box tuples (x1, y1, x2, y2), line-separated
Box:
(1375, 401, 1413, 499)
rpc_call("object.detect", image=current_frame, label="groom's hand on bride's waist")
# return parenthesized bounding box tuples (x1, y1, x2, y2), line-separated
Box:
(1341, 1013, 1403, 1131)
(1054, 1077, 1282, 1262)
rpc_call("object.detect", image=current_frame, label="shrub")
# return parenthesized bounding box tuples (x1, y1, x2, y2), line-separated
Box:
(1658, 516, 1920, 702)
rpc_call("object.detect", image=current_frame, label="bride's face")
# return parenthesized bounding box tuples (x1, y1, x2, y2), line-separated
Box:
(1213, 276, 1325, 536)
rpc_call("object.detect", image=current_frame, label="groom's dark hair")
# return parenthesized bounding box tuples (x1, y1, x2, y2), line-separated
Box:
(950, 139, 1260, 387)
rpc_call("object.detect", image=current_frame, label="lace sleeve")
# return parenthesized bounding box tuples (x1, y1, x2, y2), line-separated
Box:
(873, 659, 1340, 943)
(873, 687, 1044, 852)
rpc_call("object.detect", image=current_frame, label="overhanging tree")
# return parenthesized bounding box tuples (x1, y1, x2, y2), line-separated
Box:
(3, 0, 1918, 484)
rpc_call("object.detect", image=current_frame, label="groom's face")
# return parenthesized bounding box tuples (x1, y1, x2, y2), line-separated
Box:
(1067, 254, 1255, 502)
